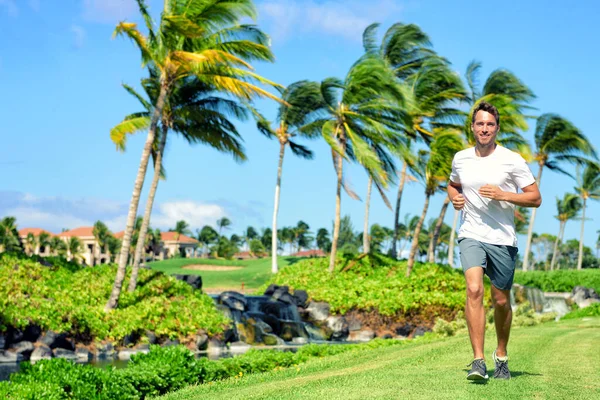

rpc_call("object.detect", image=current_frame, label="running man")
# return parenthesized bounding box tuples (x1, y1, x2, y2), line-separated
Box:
(448, 101, 541, 381)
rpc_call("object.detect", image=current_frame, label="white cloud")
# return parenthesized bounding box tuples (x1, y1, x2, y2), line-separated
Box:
(82, 0, 137, 23)
(151, 200, 228, 231)
(0, 0, 18, 17)
(71, 24, 86, 48)
(258, 0, 403, 44)
(6, 207, 91, 233)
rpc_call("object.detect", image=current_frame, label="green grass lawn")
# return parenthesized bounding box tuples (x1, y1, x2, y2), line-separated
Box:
(147, 256, 306, 291)
(157, 318, 600, 400)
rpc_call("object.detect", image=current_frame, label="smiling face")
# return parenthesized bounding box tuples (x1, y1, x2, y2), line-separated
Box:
(471, 110, 499, 148)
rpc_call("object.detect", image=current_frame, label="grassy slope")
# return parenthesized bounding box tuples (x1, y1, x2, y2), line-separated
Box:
(158, 318, 600, 400)
(147, 256, 304, 290)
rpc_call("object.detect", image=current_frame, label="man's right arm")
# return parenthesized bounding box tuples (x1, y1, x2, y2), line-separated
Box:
(448, 181, 465, 210)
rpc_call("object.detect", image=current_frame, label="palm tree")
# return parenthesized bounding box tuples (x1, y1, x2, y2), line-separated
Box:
(406, 131, 463, 276)
(316, 228, 331, 253)
(24, 233, 36, 256)
(427, 196, 451, 263)
(522, 114, 597, 270)
(197, 226, 218, 258)
(106, 0, 281, 311)
(107, 235, 121, 263)
(596, 230, 600, 259)
(171, 220, 192, 241)
(216, 217, 232, 236)
(38, 232, 51, 255)
(301, 54, 409, 272)
(0, 216, 21, 253)
(242, 226, 258, 251)
(67, 237, 84, 263)
(574, 163, 600, 270)
(255, 80, 322, 273)
(92, 221, 111, 266)
(549, 193, 582, 271)
(49, 236, 65, 257)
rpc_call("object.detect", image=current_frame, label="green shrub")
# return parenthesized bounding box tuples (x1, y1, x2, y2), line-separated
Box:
(514, 270, 600, 293)
(0, 381, 66, 400)
(259, 254, 467, 315)
(0, 252, 227, 340)
(562, 303, 600, 319)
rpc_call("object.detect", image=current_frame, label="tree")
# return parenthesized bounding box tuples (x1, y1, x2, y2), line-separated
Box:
(38, 232, 51, 255)
(92, 221, 111, 266)
(67, 237, 84, 263)
(216, 218, 232, 236)
(337, 215, 361, 255)
(427, 197, 451, 263)
(302, 54, 408, 272)
(243, 226, 258, 251)
(107, 235, 122, 263)
(49, 236, 66, 257)
(316, 228, 332, 253)
(24, 233, 36, 256)
(0, 217, 21, 253)
(106, 0, 280, 310)
(255, 81, 323, 273)
(574, 163, 600, 270)
(407, 131, 463, 276)
(550, 193, 582, 270)
(197, 226, 218, 258)
(171, 220, 192, 241)
(249, 239, 265, 257)
(522, 114, 597, 270)
(293, 221, 312, 253)
(260, 228, 273, 252)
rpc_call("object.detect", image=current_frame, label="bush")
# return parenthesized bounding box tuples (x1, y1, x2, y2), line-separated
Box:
(0, 252, 227, 341)
(514, 269, 600, 293)
(561, 303, 600, 319)
(259, 254, 467, 316)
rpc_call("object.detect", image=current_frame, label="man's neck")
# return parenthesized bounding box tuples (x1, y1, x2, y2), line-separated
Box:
(475, 143, 497, 157)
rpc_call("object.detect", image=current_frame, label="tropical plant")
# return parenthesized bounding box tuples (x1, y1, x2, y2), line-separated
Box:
(522, 114, 597, 270)
(549, 193, 582, 270)
(0, 216, 21, 253)
(66, 237, 84, 263)
(93, 221, 112, 264)
(216, 218, 232, 236)
(170, 220, 192, 241)
(38, 231, 51, 255)
(336, 215, 361, 255)
(292, 221, 312, 253)
(574, 163, 600, 270)
(406, 131, 463, 276)
(242, 226, 258, 251)
(106, 0, 280, 311)
(24, 233, 36, 256)
(301, 53, 410, 272)
(197, 226, 218, 258)
(107, 235, 122, 263)
(427, 197, 451, 263)
(49, 236, 67, 257)
(254, 81, 323, 272)
(316, 228, 332, 253)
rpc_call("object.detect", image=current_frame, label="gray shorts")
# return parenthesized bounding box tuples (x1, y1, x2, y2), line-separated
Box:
(458, 238, 518, 290)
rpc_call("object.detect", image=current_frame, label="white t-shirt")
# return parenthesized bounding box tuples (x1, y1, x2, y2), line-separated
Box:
(449, 145, 536, 247)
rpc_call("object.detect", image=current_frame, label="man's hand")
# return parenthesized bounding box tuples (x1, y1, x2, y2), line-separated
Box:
(479, 184, 506, 201)
(452, 194, 466, 210)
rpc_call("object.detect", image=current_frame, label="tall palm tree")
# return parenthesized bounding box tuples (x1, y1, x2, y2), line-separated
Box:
(49, 236, 65, 257)
(427, 196, 451, 263)
(549, 193, 582, 270)
(106, 0, 281, 311)
(171, 220, 192, 241)
(25, 233, 36, 256)
(301, 54, 409, 272)
(255, 80, 323, 273)
(522, 114, 597, 270)
(243, 226, 258, 251)
(406, 131, 463, 276)
(92, 221, 111, 266)
(0, 216, 20, 253)
(38, 232, 51, 255)
(574, 163, 600, 270)
(216, 217, 232, 236)
(197, 225, 218, 258)
(67, 237, 84, 264)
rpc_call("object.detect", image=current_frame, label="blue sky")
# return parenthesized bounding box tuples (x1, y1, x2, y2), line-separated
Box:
(1, 0, 599, 261)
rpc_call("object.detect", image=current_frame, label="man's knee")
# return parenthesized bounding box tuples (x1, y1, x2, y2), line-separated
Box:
(492, 289, 511, 308)
(466, 284, 484, 301)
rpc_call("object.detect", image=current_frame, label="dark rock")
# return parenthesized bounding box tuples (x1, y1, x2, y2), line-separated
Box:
(223, 327, 237, 344)
(304, 323, 329, 341)
(24, 325, 42, 343)
(412, 327, 429, 338)
(6, 327, 24, 346)
(230, 309, 243, 324)
(219, 291, 247, 311)
(216, 304, 233, 320)
(293, 289, 309, 308)
(253, 319, 273, 335)
(174, 274, 203, 290)
(271, 286, 290, 301)
(280, 321, 309, 341)
(305, 302, 330, 322)
(275, 293, 296, 305)
(262, 333, 283, 346)
(245, 312, 280, 335)
(95, 342, 116, 360)
(39, 331, 57, 347)
(53, 348, 77, 360)
(0, 350, 23, 363)
(122, 332, 139, 347)
(195, 332, 209, 351)
(263, 284, 279, 296)
(0, 334, 5, 350)
(207, 338, 223, 354)
(395, 324, 414, 337)
(75, 347, 93, 362)
(30, 345, 53, 362)
(381, 333, 393, 339)
(163, 339, 180, 347)
(41, 331, 74, 351)
(10, 341, 34, 359)
(346, 315, 362, 332)
(326, 316, 349, 340)
(145, 331, 158, 345)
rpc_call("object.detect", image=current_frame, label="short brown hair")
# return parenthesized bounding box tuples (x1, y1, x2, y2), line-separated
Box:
(471, 101, 499, 125)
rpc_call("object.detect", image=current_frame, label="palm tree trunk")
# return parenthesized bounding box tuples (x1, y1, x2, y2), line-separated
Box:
(271, 141, 286, 274)
(428, 197, 451, 263)
(329, 152, 343, 273)
(550, 221, 565, 271)
(128, 127, 168, 293)
(362, 176, 373, 254)
(105, 78, 169, 311)
(577, 197, 587, 270)
(522, 165, 544, 271)
(448, 209, 460, 266)
(391, 162, 407, 259)
(406, 194, 431, 277)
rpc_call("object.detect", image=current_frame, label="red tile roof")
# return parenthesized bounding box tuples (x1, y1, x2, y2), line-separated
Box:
(292, 249, 326, 257)
(59, 227, 95, 238)
(113, 231, 124, 239)
(160, 231, 199, 244)
(18, 228, 55, 237)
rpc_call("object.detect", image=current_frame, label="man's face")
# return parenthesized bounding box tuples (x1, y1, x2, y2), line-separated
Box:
(471, 110, 499, 147)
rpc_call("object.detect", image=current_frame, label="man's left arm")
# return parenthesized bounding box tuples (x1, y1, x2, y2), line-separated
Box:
(479, 183, 542, 208)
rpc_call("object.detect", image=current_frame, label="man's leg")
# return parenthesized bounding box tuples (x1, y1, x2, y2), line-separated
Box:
(491, 285, 512, 357)
(464, 267, 485, 359)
